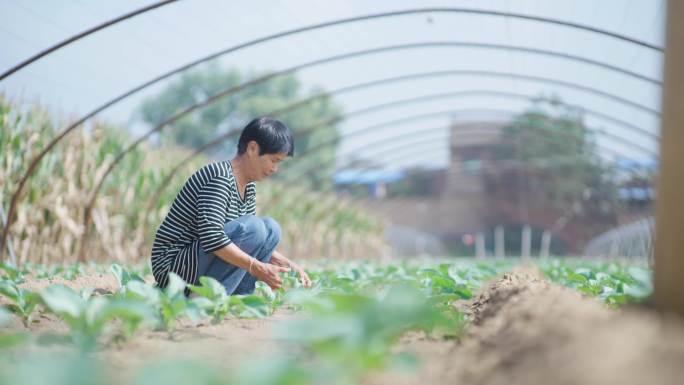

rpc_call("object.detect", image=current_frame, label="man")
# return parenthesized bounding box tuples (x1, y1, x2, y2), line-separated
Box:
(151, 117, 311, 294)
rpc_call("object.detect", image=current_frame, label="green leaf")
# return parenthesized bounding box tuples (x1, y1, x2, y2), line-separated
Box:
(125, 281, 161, 304)
(165, 273, 187, 298)
(40, 285, 84, 320)
(627, 267, 652, 288)
(111, 263, 145, 289)
(0, 281, 19, 302)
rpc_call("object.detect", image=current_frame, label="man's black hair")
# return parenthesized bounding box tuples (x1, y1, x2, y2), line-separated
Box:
(237, 117, 295, 156)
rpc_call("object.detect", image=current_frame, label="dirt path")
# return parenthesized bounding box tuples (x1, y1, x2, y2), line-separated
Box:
(98, 310, 293, 376)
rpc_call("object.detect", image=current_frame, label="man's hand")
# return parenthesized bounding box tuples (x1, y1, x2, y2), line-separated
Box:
(293, 265, 312, 288)
(270, 250, 312, 288)
(252, 260, 290, 290)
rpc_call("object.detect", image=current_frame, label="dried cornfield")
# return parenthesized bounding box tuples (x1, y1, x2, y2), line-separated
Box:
(0, 95, 385, 265)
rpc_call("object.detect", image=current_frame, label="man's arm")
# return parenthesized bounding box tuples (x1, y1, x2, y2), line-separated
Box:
(269, 250, 312, 288)
(196, 177, 288, 290)
(213, 244, 289, 289)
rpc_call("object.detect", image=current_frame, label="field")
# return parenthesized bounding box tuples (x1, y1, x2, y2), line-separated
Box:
(3, 258, 682, 385)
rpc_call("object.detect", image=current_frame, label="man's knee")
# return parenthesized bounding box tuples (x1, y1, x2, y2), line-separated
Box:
(263, 217, 281, 244)
(228, 215, 268, 244)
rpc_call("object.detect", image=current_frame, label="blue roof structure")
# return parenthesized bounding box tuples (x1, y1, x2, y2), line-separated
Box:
(333, 169, 405, 185)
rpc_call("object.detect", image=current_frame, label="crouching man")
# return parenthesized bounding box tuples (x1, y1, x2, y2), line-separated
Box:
(150, 117, 311, 294)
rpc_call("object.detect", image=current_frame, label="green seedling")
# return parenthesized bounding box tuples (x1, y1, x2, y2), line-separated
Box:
(111, 263, 145, 291)
(39, 284, 156, 350)
(187, 276, 230, 324)
(0, 281, 41, 326)
(157, 273, 200, 335)
(0, 262, 25, 283)
(277, 285, 459, 383)
(233, 294, 272, 318)
(539, 260, 653, 307)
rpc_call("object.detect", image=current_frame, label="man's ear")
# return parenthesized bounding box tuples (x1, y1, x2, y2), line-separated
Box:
(247, 140, 260, 155)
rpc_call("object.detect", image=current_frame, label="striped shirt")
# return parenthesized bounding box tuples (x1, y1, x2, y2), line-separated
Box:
(151, 160, 256, 288)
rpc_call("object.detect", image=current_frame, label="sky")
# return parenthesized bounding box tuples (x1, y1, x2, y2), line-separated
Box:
(0, 0, 666, 170)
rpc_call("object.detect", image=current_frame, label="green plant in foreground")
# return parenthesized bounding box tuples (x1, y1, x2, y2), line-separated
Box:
(0, 280, 41, 326)
(111, 263, 145, 289)
(39, 284, 156, 350)
(0, 262, 25, 284)
(273, 285, 459, 384)
(112, 265, 202, 336)
(187, 276, 231, 324)
(154, 273, 201, 335)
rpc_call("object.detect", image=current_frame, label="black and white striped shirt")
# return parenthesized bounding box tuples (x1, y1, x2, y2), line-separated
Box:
(151, 160, 256, 288)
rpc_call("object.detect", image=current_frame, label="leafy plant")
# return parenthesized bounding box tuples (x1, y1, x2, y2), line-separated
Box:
(274, 285, 459, 384)
(539, 259, 653, 307)
(39, 284, 155, 350)
(0, 262, 25, 283)
(187, 276, 231, 324)
(156, 273, 201, 335)
(0, 280, 41, 326)
(111, 263, 145, 290)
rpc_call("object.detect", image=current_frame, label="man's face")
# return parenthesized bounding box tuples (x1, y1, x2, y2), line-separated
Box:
(246, 140, 287, 181)
(255, 151, 287, 181)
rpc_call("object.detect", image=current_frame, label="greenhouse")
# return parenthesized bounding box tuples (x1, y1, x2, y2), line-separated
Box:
(1, 1, 682, 384)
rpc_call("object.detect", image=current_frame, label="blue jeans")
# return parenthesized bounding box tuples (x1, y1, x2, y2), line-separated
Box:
(197, 215, 281, 295)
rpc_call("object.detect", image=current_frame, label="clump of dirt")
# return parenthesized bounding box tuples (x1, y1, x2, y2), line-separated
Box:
(452, 267, 684, 385)
(462, 268, 553, 325)
(368, 267, 684, 385)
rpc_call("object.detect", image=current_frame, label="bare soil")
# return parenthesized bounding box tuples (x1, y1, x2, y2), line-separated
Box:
(368, 267, 684, 385)
(3, 268, 684, 384)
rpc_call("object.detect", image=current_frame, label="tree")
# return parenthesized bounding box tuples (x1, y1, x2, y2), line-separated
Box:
(495, 97, 619, 226)
(137, 63, 342, 189)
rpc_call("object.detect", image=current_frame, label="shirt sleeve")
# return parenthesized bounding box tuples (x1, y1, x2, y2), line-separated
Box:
(247, 183, 257, 216)
(196, 175, 232, 252)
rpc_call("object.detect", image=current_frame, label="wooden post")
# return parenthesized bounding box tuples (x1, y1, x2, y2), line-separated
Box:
(655, 0, 684, 316)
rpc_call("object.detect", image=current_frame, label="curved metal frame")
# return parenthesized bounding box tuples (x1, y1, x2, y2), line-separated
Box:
(1, 7, 662, 84)
(0, 0, 179, 81)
